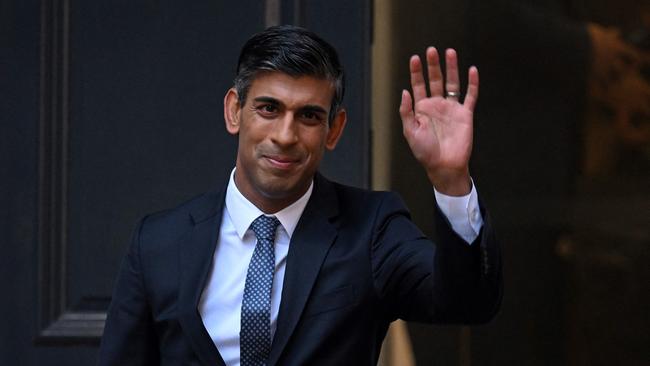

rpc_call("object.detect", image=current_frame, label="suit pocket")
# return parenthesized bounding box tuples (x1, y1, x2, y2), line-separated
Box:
(303, 285, 356, 317)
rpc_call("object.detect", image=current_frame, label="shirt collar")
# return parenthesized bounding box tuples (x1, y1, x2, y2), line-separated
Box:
(225, 168, 313, 240)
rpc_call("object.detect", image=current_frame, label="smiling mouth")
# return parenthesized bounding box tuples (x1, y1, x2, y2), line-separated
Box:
(264, 155, 301, 170)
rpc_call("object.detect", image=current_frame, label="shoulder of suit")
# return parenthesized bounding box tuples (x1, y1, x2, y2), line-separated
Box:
(139, 190, 222, 232)
(323, 179, 408, 213)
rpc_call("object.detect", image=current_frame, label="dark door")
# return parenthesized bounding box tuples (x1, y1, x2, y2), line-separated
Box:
(0, 1, 371, 364)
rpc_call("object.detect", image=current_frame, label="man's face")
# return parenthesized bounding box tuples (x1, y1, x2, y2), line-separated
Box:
(224, 72, 346, 213)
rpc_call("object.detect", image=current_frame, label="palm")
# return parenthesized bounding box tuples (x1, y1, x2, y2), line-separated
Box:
(399, 48, 479, 193)
(409, 96, 473, 171)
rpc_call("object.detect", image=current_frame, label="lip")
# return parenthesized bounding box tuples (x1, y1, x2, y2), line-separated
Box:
(263, 155, 301, 170)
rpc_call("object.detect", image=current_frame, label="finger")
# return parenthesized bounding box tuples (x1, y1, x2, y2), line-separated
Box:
(445, 49, 460, 99)
(409, 55, 428, 103)
(463, 66, 479, 111)
(426, 47, 444, 97)
(399, 89, 416, 133)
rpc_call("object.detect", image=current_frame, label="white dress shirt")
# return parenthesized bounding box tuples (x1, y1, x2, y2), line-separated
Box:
(199, 169, 312, 365)
(434, 180, 483, 244)
(199, 169, 483, 366)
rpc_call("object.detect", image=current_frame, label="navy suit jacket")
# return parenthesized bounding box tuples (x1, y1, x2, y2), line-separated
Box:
(98, 173, 502, 365)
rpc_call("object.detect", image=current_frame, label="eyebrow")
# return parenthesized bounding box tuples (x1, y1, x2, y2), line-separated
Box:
(252, 96, 328, 115)
(252, 96, 281, 105)
(299, 105, 328, 115)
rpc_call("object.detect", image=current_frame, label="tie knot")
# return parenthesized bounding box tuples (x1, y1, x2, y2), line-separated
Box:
(251, 215, 280, 241)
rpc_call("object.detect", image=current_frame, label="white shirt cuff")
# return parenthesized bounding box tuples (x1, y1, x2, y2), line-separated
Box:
(433, 180, 484, 244)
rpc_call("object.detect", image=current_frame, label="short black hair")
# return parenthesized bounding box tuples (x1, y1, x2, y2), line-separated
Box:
(234, 25, 345, 123)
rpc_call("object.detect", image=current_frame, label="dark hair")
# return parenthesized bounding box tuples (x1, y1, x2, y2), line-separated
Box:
(234, 25, 345, 123)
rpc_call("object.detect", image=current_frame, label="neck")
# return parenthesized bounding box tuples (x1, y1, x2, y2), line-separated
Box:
(233, 169, 312, 214)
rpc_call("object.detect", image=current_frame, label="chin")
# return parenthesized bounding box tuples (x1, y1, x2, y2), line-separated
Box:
(259, 182, 299, 199)
(257, 176, 307, 200)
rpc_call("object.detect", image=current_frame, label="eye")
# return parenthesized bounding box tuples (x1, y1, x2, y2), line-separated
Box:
(299, 110, 325, 125)
(302, 111, 317, 120)
(256, 104, 278, 117)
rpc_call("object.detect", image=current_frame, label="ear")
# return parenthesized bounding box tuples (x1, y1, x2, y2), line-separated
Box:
(325, 108, 347, 150)
(224, 88, 241, 135)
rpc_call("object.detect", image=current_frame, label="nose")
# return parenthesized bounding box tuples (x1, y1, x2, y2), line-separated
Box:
(270, 113, 299, 146)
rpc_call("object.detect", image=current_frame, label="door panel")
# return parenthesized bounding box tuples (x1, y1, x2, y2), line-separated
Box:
(1, 1, 371, 364)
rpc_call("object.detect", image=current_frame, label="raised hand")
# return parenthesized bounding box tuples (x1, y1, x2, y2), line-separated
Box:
(399, 47, 478, 196)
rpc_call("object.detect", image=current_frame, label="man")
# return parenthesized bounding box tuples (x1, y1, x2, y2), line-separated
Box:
(98, 25, 501, 365)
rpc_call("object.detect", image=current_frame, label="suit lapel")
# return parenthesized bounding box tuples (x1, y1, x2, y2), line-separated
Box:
(178, 189, 227, 366)
(268, 174, 339, 365)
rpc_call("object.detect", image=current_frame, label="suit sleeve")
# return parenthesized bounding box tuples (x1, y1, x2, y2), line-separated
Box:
(371, 192, 502, 325)
(97, 216, 160, 365)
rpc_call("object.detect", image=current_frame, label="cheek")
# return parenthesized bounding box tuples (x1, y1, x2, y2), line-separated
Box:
(301, 127, 329, 150)
(238, 124, 265, 152)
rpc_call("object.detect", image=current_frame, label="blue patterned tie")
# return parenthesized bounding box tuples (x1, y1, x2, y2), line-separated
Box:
(240, 215, 280, 366)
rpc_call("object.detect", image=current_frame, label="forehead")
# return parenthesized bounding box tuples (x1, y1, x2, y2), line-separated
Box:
(246, 72, 334, 110)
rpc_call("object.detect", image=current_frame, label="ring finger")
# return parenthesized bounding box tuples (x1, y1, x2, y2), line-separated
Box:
(445, 48, 461, 100)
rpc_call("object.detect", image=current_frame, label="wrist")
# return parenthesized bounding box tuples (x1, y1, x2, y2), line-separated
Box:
(427, 168, 471, 196)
